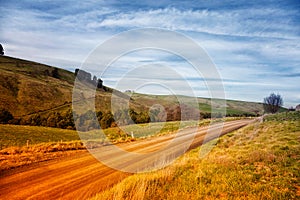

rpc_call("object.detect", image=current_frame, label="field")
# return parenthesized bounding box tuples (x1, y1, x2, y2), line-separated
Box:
(0, 121, 199, 170)
(0, 117, 248, 149)
(0, 117, 249, 171)
(0, 121, 194, 149)
(90, 111, 300, 200)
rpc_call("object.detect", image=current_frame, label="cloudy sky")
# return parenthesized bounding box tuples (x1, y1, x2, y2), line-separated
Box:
(1, 0, 299, 107)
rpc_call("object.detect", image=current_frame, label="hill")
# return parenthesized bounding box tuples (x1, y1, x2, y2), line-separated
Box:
(0, 56, 268, 130)
(131, 93, 265, 117)
(0, 56, 125, 129)
(0, 56, 74, 117)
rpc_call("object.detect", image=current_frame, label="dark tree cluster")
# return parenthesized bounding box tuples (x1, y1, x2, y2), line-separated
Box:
(51, 68, 59, 78)
(1, 106, 258, 130)
(199, 111, 257, 119)
(8, 109, 135, 131)
(0, 109, 13, 124)
(113, 109, 150, 126)
(0, 44, 4, 56)
(18, 109, 75, 129)
(263, 93, 283, 113)
(75, 69, 103, 89)
(224, 112, 257, 117)
(75, 107, 197, 131)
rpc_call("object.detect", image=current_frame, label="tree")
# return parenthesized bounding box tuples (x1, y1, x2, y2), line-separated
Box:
(100, 112, 114, 129)
(263, 93, 283, 113)
(75, 68, 79, 77)
(97, 78, 103, 88)
(51, 68, 59, 78)
(0, 44, 4, 55)
(0, 108, 13, 123)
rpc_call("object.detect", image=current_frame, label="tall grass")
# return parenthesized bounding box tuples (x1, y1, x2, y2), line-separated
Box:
(90, 112, 300, 200)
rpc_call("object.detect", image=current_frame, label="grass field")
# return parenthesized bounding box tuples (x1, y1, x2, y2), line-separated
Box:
(0, 125, 81, 149)
(0, 125, 84, 170)
(0, 121, 195, 150)
(0, 117, 246, 150)
(0, 118, 246, 170)
(90, 111, 300, 200)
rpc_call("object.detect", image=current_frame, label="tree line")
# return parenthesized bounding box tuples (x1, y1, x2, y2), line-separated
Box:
(0, 91, 290, 129)
(0, 107, 258, 131)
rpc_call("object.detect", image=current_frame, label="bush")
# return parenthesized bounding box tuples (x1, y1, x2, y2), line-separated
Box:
(0, 108, 14, 124)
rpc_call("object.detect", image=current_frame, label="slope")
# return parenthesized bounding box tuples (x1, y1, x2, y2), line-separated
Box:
(0, 56, 268, 129)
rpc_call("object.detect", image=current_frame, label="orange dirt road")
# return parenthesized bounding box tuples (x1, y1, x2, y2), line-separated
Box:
(0, 119, 254, 200)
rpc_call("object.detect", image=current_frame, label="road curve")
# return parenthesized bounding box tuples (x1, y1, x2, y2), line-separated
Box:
(0, 119, 254, 200)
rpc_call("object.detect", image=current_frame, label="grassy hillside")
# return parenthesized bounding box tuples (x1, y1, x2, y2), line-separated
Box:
(131, 93, 265, 116)
(0, 56, 117, 117)
(0, 56, 269, 130)
(0, 56, 75, 117)
(91, 111, 300, 200)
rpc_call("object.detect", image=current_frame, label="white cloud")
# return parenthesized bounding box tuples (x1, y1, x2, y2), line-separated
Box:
(85, 7, 299, 39)
(1, 2, 299, 107)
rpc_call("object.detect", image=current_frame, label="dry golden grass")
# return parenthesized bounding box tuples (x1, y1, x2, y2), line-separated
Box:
(0, 56, 75, 117)
(90, 112, 300, 200)
(0, 141, 86, 171)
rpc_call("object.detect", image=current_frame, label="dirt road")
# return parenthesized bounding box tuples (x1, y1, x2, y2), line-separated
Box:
(0, 119, 254, 200)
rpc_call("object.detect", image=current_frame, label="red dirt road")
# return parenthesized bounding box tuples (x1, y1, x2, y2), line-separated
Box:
(0, 119, 254, 200)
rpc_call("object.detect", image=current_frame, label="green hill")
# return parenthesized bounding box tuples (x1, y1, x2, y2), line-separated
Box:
(131, 93, 265, 117)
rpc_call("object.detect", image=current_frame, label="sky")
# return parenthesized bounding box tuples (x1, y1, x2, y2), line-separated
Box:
(0, 0, 299, 107)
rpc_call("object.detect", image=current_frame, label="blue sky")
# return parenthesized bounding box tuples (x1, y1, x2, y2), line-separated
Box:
(0, 0, 299, 107)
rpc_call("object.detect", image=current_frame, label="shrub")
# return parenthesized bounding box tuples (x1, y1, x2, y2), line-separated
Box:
(0, 108, 13, 124)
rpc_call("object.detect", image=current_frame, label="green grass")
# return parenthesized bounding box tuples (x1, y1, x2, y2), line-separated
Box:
(0, 125, 81, 149)
(0, 121, 198, 150)
(198, 103, 212, 112)
(106, 120, 199, 138)
(83, 118, 244, 145)
(264, 111, 300, 122)
(77, 120, 204, 146)
(0, 118, 239, 171)
(0, 125, 87, 170)
(129, 92, 267, 117)
(0, 118, 245, 150)
(90, 111, 300, 200)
